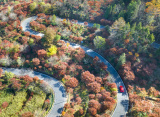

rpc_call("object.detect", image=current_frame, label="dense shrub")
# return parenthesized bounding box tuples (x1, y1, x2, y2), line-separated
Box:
(81, 71, 95, 84)
(47, 45, 57, 57)
(32, 58, 40, 66)
(4, 71, 14, 80)
(88, 99, 100, 110)
(87, 81, 101, 93)
(88, 107, 97, 116)
(65, 77, 78, 88)
(43, 27, 57, 47)
(93, 36, 106, 49)
(29, 2, 37, 12)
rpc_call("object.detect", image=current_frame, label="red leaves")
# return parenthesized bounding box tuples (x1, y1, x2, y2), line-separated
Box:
(36, 18, 43, 23)
(88, 99, 101, 110)
(21, 112, 34, 117)
(32, 58, 40, 66)
(30, 20, 46, 32)
(0, 68, 3, 77)
(20, 75, 33, 83)
(93, 56, 99, 64)
(78, 37, 83, 42)
(2, 102, 8, 109)
(107, 83, 117, 89)
(0, 82, 2, 87)
(95, 77, 102, 84)
(148, 87, 159, 97)
(21, 36, 28, 44)
(87, 81, 101, 93)
(79, 109, 84, 115)
(89, 94, 95, 99)
(99, 62, 107, 70)
(88, 108, 97, 115)
(119, 62, 135, 81)
(24, 31, 30, 37)
(102, 101, 114, 111)
(13, 53, 19, 60)
(65, 76, 78, 88)
(72, 47, 85, 62)
(45, 99, 50, 104)
(33, 76, 39, 81)
(84, 22, 88, 26)
(88, 99, 101, 115)
(7, 25, 14, 31)
(100, 19, 112, 26)
(81, 71, 95, 84)
(69, 35, 83, 42)
(64, 103, 70, 110)
(37, 49, 47, 58)
(75, 97, 82, 104)
(10, 78, 22, 90)
(102, 91, 111, 100)
(35, 35, 42, 42)
(0, 22, 7, 27)
(37, 13, 46, 18)
(66, 108, 75, 115)
(54, 62, 68, 76)
(25, 60, 30, 64)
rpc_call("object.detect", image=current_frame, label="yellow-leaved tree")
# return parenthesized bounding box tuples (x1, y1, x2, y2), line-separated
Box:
(47, 45, 57, 57)
(145, 0, 160, 14)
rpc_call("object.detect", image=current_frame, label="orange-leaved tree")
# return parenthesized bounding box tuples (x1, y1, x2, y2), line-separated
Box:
(145, 0, 160, 14)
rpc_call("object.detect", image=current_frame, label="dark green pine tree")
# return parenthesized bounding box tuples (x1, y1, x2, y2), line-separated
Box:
(104, 5, 112, 19)
(126, 0, 141, 22)
(136, 22, 142, 31)
(148, 33, 155, 43)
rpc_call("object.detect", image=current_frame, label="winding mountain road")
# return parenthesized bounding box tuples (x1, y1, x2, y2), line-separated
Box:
(0, 67, 67, 117)
(20, 16, 129, 117)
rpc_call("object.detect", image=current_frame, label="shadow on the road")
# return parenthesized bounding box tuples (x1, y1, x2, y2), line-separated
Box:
(33, 71, 40, 76)
(120, 115, 126, 117)
(59, 86, 66, 97)
(57, 107, 63, 114)
(54, 82, 61, 87)
(122, 91, 127, 96)
(62, 93, 66, 97)
(59, 86, 65, 92)
(121, 100, 129, 112)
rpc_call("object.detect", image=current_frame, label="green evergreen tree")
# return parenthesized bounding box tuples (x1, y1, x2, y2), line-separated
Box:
(104, 5, 112, 19)
(43, 27, 56, 47)
(117, 53, 126, 69)
(131, 23, 136, 34)
(29, 2, 37, 12)
(51, 15, 56, 25)
(54, 35, 61, 42)
(126, 0, 141, 22)
(112, 4, 117, 15)
(149, 33, 155, 43)
(118, 10, 126, 19)
(145, 27, 150, 37)
(125, 22, 131, 31)
(93, 36, 106, 49)
(4, 71, 14, 81)
(136, 22, 142, 31)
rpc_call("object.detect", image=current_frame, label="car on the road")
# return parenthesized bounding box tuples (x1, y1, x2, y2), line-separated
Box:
(119, 86, 124, 92)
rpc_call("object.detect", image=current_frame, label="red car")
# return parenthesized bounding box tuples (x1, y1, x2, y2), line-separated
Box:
(119, 86, 124, 92)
